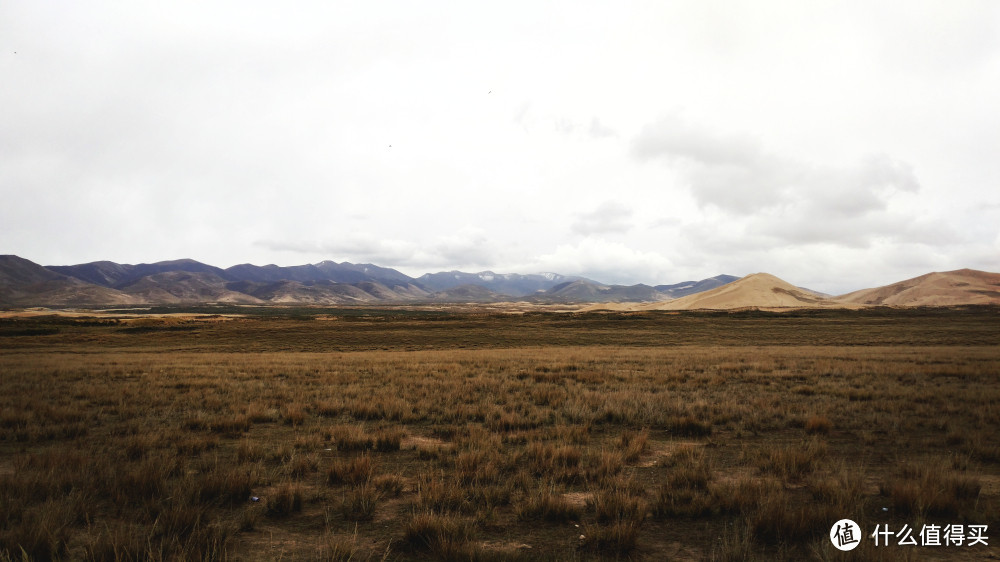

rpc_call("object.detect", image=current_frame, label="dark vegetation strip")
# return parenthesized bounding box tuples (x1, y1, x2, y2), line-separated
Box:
(1, 306, 998, 352)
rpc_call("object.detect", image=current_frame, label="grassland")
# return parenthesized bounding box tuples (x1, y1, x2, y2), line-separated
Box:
(1, 306, 998, 560)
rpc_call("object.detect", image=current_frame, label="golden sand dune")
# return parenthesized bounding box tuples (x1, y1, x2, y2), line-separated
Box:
(834, 268, 1000, 306)
(644, 273, 830, 310)
(583, 273, 832, 311)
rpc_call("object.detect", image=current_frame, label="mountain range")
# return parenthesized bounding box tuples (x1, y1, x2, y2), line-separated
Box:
(2, 255, 998, 308)
(0, 255, 739, 306)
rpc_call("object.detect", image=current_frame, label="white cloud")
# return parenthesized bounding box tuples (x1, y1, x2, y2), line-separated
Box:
(571, 201, 634, 236)
(514, 238, 676, 286)
(633, 116, 929, 250)
(2, 1, 999, 288)
(588, 118, 617, 139)
(257, 227, 500, 271)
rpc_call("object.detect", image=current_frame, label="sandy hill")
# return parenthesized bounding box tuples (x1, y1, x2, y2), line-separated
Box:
(583, 273, 831, 311)
(642, 273, 830, 310)
(835, 269, 1000, 306)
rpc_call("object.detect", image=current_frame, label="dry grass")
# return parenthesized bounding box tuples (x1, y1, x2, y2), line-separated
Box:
(515, 487, 581, 522)
(0, 307, 998, 560)
(401, 511, 474, 558)
(879, 461, 983, 517)
(339, 483, 380, 521)
(326, 454, 376, 487)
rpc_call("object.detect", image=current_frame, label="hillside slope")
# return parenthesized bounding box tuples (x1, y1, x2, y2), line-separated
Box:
(835, 269, 1000, 306)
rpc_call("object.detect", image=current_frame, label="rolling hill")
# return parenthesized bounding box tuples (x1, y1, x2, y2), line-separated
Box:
(0, 255, 141, 306)
(585, 273, 834, 311)
(835, 269, 1000, 306)
(642, 273, 831, 310)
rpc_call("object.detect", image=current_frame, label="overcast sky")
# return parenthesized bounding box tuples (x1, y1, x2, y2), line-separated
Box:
(3, 1, 999, 294)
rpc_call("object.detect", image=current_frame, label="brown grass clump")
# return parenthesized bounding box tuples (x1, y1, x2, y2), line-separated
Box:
(618, 428, 650, 462)
(754, 437, 828, 480)
(340, 483, 380, 521)
(664, 444, 712, 489)
(653, 485, 715, 518)
(415, 475, 472, 514)
(963, 431, 1000, 463)
(281, 403, 307, 426)
(189, 464, 256, 506)
(235, 439, 266, 463)
(750, 490, 839, 544)
(330, 424, 374, 452)
(374, 426, 405, 452)
(653, 447, 715, 518)
(320, 531, 361, 562)
(586, 486, 647, 525)
(401, 511, 474, 558)
(583, 450, 625, 485)
(0, 500, 74, 561)
(713, 476, 784, 516)
(707, 521, 757, 562)
(454, 449, 503, 486)
(668, 415, 712, 437)
(515, 487, 581, 522)
(879, 462, 982, 516)
(804, 415, 833, 435)
(326, 455, 375, 486)
(809, 462, 866, 509)
(266, 482, 304, 517)
(524, 442, 582, 483)
(372, 473, 407, 497)
(578, 520, 642, 557)
(286, 452, 318, 479)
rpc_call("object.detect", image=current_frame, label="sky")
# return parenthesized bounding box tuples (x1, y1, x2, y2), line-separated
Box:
(2, 1, 999, 294)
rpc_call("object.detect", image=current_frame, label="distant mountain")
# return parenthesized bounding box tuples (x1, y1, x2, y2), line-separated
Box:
(49, 259, 231, 288)
(428, 284, 510, 303)
(224, 263, 322, 284)
(655, 274, 739, 298)
(0, 255, 65, 286)
(0, 255, 765, 306)
(415, 270, 738, 302)
(224, 261, 413, 286)
(115, 271, 262, 304)
(527, 280, 668, 303)
(417, 271, 588, 296)
(0, 255, 141, 306)
(229, 279, 430, 304)
(18, 254, 997, 309)
(835, 269, 1000, 306)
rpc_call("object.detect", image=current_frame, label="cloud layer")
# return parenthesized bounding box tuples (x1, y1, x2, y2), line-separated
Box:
(2, 1, 999, 294)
